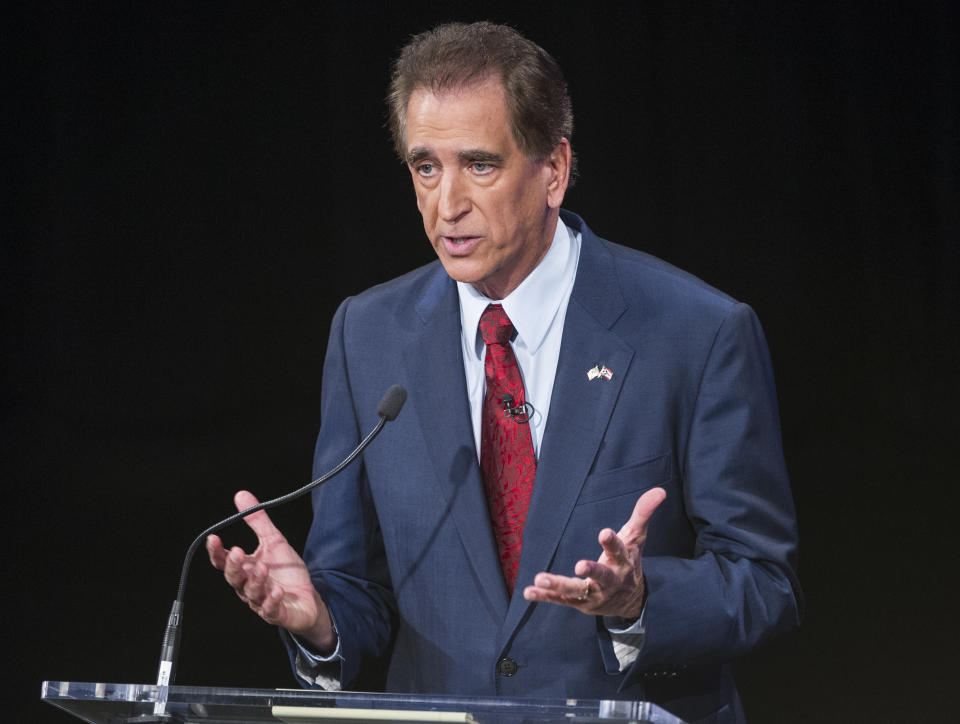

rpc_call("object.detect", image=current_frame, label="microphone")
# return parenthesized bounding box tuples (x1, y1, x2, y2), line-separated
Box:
(378, 384, 407, 421)
(501, 393, 533, 423)
(153, 385, 407, 716)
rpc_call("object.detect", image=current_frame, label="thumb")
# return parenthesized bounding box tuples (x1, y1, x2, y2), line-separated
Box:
(620, 486, 667, 541)
(233, 489, 282, 542)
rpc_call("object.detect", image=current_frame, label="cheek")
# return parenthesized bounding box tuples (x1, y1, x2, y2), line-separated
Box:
(415, 186, 435, 218)
(503, 176, 540, 217)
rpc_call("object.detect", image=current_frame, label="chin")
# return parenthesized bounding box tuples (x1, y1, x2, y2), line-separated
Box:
(438, 259, 483, 285)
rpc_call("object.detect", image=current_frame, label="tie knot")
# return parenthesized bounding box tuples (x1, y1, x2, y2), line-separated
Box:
(479, 304, 515, 346)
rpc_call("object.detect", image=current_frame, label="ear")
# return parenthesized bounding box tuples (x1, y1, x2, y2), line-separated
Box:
(544, 138, 572, 209)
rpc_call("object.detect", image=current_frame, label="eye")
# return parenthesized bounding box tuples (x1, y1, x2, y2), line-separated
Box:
(416, 163, 437, 178)
(470, 162, 493, 175)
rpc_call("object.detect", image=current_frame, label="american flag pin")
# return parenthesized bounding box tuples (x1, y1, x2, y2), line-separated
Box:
(600, 365, 613, 380)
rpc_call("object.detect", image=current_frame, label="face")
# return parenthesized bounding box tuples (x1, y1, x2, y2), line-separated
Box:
(404, 77, 570, 300)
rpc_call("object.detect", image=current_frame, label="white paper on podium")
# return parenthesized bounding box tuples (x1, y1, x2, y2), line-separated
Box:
(273, 706, 475, 723)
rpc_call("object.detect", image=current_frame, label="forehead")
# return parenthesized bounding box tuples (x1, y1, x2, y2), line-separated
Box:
(404, 78, 516, 155)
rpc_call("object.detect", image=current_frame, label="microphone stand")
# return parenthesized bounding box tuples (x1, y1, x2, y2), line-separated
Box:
(152, 385, 406, 716)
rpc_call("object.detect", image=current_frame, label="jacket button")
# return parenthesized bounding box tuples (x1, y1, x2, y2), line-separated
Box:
(496, 657, 518, 676)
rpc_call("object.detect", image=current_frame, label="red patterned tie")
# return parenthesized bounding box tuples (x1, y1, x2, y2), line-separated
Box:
(478, 304, 537, 595)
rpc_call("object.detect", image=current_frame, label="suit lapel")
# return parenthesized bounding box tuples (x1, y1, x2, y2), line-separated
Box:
(403, 267, 510, 619)
(501, 221, 635, 643)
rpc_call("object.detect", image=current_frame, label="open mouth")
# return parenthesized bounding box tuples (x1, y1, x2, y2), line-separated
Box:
(442, 236, 482, 254)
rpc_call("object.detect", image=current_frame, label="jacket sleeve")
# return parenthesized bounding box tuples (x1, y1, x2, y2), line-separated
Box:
(623, 302, 802, 686)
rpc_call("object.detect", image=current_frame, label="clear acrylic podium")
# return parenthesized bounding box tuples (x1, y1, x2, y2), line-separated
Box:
(41, 681, 687, 724)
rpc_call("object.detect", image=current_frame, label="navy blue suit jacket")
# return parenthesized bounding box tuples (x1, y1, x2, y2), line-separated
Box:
(286, 212, 801, 723)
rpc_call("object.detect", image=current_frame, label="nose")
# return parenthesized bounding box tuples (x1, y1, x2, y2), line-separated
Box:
(438, 169, 471, 223)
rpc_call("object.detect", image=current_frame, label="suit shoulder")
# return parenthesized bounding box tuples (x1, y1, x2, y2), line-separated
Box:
(339, 260, 449, 319)
(598, 237, 741, 319)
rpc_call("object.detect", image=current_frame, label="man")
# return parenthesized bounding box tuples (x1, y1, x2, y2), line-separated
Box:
(207, 22, 800, 724)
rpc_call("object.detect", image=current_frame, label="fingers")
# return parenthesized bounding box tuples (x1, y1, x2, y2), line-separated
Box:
(206, 490, 310, 628)
(207, 529, 256, 600)
(213, 542, 287, 623)
(575, 555, 622, 588)
(596, 527, 630, 569)
(523, 572, 599, 608)
(241, 561, 268, 602)
(223, 546, 252, 590)
(225, 550, 273, 606)
(233, 490, 284, 544)
(206, 534, 227, 570)
(595, 486, 667, 571)
(207, 489, 277, 571)
(523, 488, 666, 618)
(238, 561, 287, 624)
(256, 586, 286, 624)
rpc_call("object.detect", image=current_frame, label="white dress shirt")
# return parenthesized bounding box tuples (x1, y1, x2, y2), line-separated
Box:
(456, 215, 579, 458)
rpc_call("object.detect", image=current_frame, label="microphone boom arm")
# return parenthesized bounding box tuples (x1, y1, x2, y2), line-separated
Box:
(153, 385, 406, 715)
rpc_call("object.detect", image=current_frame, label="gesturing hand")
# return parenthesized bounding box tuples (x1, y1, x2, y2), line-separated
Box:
(522, 487, 666, 619)
(206, 490, 336, 652)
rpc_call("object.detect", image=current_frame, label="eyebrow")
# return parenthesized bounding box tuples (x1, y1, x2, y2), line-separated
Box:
(457, 149, 504, 165)
(406, 147, 432, 165)
(405, 147, 505, 166)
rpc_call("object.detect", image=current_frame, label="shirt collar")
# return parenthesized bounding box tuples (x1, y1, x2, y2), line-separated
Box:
(457, 216, 577, 360)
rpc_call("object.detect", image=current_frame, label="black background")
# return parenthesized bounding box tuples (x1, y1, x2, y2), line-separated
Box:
(5, 2, 958, 721)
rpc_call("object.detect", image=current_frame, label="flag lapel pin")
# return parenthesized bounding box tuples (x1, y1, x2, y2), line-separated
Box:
(587, 364, 613, 381)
